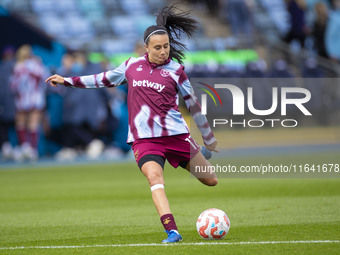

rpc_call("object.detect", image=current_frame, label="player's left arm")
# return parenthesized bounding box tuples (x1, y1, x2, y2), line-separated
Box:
(177, 70, 218, 152)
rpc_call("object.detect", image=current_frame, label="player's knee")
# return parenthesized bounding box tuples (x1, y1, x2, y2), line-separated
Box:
(146, 171, 163, 186)
(210, 177, 218, 186)
(204, 177, 218, 186)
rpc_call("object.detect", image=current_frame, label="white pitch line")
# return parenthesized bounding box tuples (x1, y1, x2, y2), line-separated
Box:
(0, 240, 339, 250)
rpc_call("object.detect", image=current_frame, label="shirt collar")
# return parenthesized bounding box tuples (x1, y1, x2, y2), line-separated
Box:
(144, 53, 171, 68)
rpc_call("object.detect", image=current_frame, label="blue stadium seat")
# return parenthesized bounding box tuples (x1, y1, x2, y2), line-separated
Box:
(110, 15, 137, 37)
(64, 14, 95, 39)
(56, 0, 78, 14)
(101, 0, 124, 15)
(31, 0, 55, 14)
(39, 15, 68, 39)
(120, 0, 149, 15)
(5, 0, 32, 13)
(132, 15, 155, 35)
(101, 38, 135, 54)
(78, 0, 104, 14)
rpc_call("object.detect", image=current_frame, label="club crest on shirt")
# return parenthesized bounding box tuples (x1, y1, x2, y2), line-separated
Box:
(160, 69, 170, 77)
(136, 65, 143, 71)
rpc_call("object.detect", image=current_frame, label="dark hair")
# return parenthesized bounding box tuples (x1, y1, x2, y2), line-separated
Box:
(143, 4, 198, 64)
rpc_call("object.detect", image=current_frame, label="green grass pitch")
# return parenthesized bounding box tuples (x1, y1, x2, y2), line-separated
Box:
(0, 152, 339, 254)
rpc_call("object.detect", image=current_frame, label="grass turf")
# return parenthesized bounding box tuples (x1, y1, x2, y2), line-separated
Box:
(0, 152, 339, 254)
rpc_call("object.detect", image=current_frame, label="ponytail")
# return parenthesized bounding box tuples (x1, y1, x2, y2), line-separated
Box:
(143, 4, 198, 64)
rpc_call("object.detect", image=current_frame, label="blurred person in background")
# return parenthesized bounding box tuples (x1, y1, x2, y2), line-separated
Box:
(283, 0, 308, 48)
(220, 0, 254, 40)
(105, 83, 129, 159)
(267, 59, 294, 78)
(134, 42, 147, 57)
(103, 43, 148, 159)
(55, 51, 113, 160)
(10, 45, 48, 161)
(0, 46, 16, 160)
(325, 0, 340, 63)
(43, 52, 73, 157)
(312, 2, 329, 59)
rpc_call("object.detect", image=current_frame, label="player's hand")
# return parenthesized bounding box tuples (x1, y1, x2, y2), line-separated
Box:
(45, 74, 65, 87)
(205, 140, 219, 153)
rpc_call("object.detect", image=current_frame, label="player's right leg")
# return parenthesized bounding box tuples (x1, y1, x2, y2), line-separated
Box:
(141, 160, 170, 216)
(140, 158, 182, 243)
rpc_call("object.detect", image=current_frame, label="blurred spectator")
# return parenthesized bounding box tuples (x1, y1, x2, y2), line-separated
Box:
(105, 84, 130, 158)
(283, 0, 308, 48)
(103, 42, 146, 158)
(245, 46, 268, 78)
(10, 45, 48, 161)
(189, 64, 207, 78)
(302, 57, 325, 78)
(325, 0, 340, 62)
(134, 42, 146, 57)
(58, 52, 75, 78)
(244, 61, 270, 116)
(186, 0, 219, 16)
(220, 0, 254, 39)
(0, 46, 16, 160)
(203, 0, 219, 16)
(245, 60, 267, 78)
(312, 2, 329, 58)
(55, 51, 114, 160)
(302, 57, 327, 124)
(43, 52, 73, 156)
(267, 59, 294, 78)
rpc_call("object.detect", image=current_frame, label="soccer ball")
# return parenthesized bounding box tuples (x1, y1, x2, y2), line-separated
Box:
(196, 208, 230, 240)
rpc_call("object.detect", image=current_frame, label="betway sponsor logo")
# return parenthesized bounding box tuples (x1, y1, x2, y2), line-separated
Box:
(133, 79, 165, 92)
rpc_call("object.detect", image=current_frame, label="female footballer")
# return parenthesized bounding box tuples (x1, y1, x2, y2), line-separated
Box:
(46, 5, 218, 243)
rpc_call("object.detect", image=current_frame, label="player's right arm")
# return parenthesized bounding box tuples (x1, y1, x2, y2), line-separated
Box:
(45, 74, 65, 87)
(45, 59, 128, 88)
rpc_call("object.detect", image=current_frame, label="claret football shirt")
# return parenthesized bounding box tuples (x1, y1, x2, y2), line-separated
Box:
(64, 54, 215, 145)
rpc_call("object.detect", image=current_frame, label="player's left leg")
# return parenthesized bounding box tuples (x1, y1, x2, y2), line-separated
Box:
(27, 109, 42, 150)
(170, 134, 217, 186)
(15, 111, 27, 146)
(185, 151, 218, 186)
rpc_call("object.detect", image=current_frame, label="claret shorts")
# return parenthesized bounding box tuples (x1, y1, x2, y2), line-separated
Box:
(131, 133, 201, 169)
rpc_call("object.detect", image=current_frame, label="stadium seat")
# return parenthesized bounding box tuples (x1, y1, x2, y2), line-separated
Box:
(145, 0, 166, 10)
(110, 15, 138, 37)
(64, 14, 95, 39)
(101, 0, 124, 15)
(78, 0, 104, 14)
(5, 0, 32, 13)
(56, 0, 78, 14)
(120, 0, 149, 15)
(31, 0, 55, 14)
(39, 15, 68, 39)
(101, 39, 135, 54)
